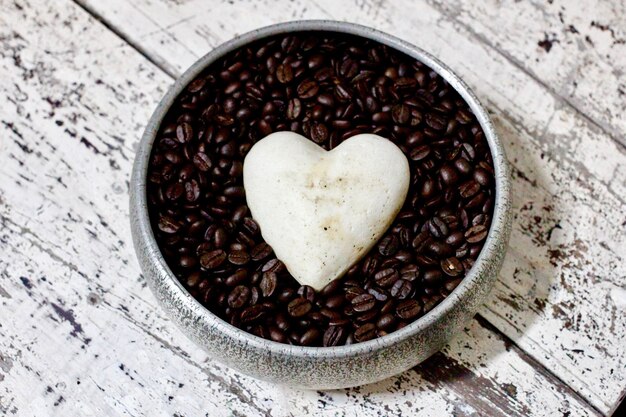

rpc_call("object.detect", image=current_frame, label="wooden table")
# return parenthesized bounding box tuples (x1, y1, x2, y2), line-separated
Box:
(1, 0, 624, 415)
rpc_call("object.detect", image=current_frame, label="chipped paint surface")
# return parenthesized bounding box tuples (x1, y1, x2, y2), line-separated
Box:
(0, 0, 623, 415)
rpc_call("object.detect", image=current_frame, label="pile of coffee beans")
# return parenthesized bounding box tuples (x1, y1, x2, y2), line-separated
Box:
(147, 32, 495, 347)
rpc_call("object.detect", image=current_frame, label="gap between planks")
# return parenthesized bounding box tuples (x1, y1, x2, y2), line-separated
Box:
(66, 1, 613, 414)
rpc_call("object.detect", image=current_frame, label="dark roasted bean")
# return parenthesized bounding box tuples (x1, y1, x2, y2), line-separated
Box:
(378, 235, 399, 256)
(441, 257, 464, 277)
(465, 224, 488, 243)
(199, 250, 226, 269)
(354, 323, 376, 342)
(300, 328, 321, 346)
(376, 313, 396, 330)
(396, 299, 422, 319)
(288, 297, 312, 317)
(228, 285, 250, 308)
(225, 269, 247, 286)
(374, 268, 399, 288)
(323, 326, 346, 347)
(297, 79, 319, 99)
(390, 279, 413, 299)
(351, 293, 376, 312)
(228, 249, 250, 265)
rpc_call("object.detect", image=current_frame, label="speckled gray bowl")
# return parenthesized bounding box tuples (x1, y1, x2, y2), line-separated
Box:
(130, 20, 511, 389)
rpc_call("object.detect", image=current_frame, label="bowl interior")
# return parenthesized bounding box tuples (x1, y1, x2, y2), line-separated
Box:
(132, 20, 511, 357)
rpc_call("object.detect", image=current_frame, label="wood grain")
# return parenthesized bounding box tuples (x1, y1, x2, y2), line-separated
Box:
(0, 0, 622, 415)
(73, 0, 626, 413)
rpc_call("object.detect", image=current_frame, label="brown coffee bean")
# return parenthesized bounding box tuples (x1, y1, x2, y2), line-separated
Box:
(376, 313, 396, 330)
(285, 98, 301, 120)
(288, 297, 312, 317)
(323, 326, 346, 347)
(390, 279, 413, 299)
(428, 216, 449, 238)
(378, 235, 399, 256)
(199, 250, 226, 269)
(465, 224, 488, 243)
(240, 304, 268, 323)
(392, 104, 410, 124)
(225, 269, 247, 286)
(423, 269, 443, 286)
(396, 299, 422, 320)
(228, 285, 251, 308)
(374, 268, 399, 288)
(276, 63, 293, 83)
(441, 257, 464, 277)
(297, 285, 316, 303)
(176, 122, 193, 143)
(400, 264, 420, 282)
(459, 180, 480, 198)
(354, 323, 376, 342)
(351, 293, 376, 312)
(310, 122, 328, 143)
(262, 258, 285, 273)
(251, 242, 272, 261)
(259, 272, 278, 298)
(228, 249, 250, 265)
(300, 328, 321, 346)
(297, 79, 319, 99)
(269, 326, 288, 343)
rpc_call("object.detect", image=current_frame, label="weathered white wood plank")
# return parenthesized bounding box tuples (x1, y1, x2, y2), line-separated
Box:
(0, 0, 604, 415)
(428, 0, 626, 146)
(75, 0, 626, 412)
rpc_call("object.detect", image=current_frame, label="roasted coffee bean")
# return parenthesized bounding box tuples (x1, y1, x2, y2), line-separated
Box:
(354, 323, 377, 342)
(286, 98, 302, 119)
(251, 242, 272, 261)
(325, 294, 345, 309)
(276, 63, 293, 84)
(396, 299, 422, 319)
(262, 258, 285, 273)
(374, 268, 400, 288)
(228, 285, 251, 308)
(459, 180, 480, 198)
(240, 304, 268, 323)
(376, 313, 396, 330)
(441, 257, 464, 277)
(390, 279, 413, 299)
(423, 269, 443, 286)
(147, 32, 495, 347)
(310, 122, 328, 143)
(297, 79, 319, 99)
(400, 264, 420, 282)
(269, 326, 288, 343)
(199, 250, 226, 269)
(351, 293, 376, 312)
(465, 224, 488, 243)
(297, 285, 316, 302)
(368, 286, 389, 302)
(228, 249, 250, 265)
(260, 272, 277, 298)
(288, 297, 312, 317)
(323, 326, 346, 347)
(378, 235, 399, 256)
(300, 328, 321, 346)
(225, 269, 247, 286)
(428, 216, 449, 238)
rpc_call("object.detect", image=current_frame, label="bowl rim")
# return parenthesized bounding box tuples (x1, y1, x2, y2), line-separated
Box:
(131, 20, 511, 358)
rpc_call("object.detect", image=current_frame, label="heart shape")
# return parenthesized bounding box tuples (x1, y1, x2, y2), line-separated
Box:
(243, 132, 410, 290)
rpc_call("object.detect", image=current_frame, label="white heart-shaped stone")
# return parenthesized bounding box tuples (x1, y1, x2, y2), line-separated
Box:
(243, 132, 410, 291)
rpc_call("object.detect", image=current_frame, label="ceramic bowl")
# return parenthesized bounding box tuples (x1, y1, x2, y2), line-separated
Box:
(130, 20, 512, 389)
